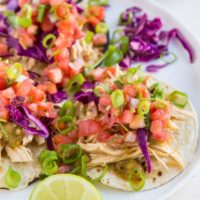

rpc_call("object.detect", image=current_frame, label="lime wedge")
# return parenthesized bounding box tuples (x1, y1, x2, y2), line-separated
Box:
(29, 174, 102, 200)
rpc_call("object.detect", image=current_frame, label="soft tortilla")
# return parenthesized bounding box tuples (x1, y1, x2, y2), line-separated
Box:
(87, 77, 198, 191)
(0, 143, 45, 190)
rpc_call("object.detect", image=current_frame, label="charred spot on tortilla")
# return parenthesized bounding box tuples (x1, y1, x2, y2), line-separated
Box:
(157, 171, 162, 177)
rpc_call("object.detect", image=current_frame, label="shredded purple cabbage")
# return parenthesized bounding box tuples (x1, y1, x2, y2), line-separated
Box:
(74, 91, 99, 104)
(47, 91, 68, 103)
(118, 7, 194, 71)
(137, 128, 152, 173)
(82, 81, 96, 89)
(7, 104, 49, 138)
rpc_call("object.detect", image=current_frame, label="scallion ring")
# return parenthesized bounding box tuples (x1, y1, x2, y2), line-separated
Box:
(169, 90, 188, 109)
(58, 144, 83, 164)
(42, 34, 56, 49)
(128, 167, 145, 191)
(4, 166, 21, 189)
(59, 101, 76, 118)
(56, 116, 75, 135)
(137, 100, 150, 116)
(95, 22, 108, 34)
(37, 5, 46, 23)
(92, 165, 108, 183)
(111, 89, 124, 109)
(6, 63, 22, 81)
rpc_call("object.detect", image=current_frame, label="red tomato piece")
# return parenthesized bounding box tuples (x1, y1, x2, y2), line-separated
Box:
(88, 6, 105, 21)
(41, 16, 54, 32)
(118, 110, 133, 124)
(47, 67, 63, 84)
(78, 119, 103, 137)
(93, 33, 107, 46)
(97, 131, 111, 142)
(2, 87, 16, 99)
(0, 77, 6, 90)
(29, 87, 45, 103)
(53, 134, 74, 150)
(150, 120, 168, 141)
(15, 79, 34, 97)
(0, 43, 8, 56)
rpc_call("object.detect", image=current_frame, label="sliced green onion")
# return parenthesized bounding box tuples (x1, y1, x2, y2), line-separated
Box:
(17, 5, 33, 28)
(119, 12, 134, 26)
(4, 166, 21, 189)
(85, 31, 94, 44)
(94, 83, 111, 96)
(144, 112, 150, 130)
(56, 116, 75, 135)
(17, 16, 32, 27)
(88, 0, 108, 6)
(6, 63, 22, 81)
(169, 90, 188, 109)
(92, 165, 108, 183)
(95, 22, 108, 34)
(66, 74, 84, 95)
(111, 89, 124, 109)
(38, 150, 58, 176)
(58, 144, 83, 164)
(3, 11, 17, 27)
(37, 5, 46, 23)
(121, 36, 129, 55)
(149, 83, 164, 99)
(153, 99, 168, 109)
(123, 66, 143, 84)
(42, 34, 56, 49)
(81, 155, 87, 178)
(111, 29, 124, 44)
(137, 100, 150, 116)
(128, 167, 145, 191)
(104, 45, 123, 66)
(59, 101, 76, 118)
(70, 166, 81, 174)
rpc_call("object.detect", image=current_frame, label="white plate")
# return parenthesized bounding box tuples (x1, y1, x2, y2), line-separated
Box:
(1, 0, 200, 199)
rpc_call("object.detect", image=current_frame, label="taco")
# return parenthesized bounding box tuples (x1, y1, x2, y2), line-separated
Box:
(76, 66, 198, 191)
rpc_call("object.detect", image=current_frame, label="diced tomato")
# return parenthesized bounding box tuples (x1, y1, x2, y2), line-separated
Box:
(93, 33, 107, 46)
(108, 134, 124, 144)
(73, 27, 83, 40)
(56, 4, 69, 19)
(40, 0, 49, 5)
(0, 77, 6, 90)
(57, 60, 70, 73)
(0, 43, 8, 56)
(15, 79, 34, 97)
(53, 134, 74, 150)
(37, 102, 57, 118)
(29, 87, 45, 103)
(26, 103, 38, 116)
(118, 110, 133, 124)
(41, 16, 54, 32)
(2, 87, 16, 99)
(18, 0, 29, 7)
(54, 48, 69, 61)
(98, 95, 112, 113)
(123, 85, 137, 102)
(104, 67, 116, 76)
(87, 16, 100, 27)
(78, 119, 103, 137)
(68, 130, 78, 140)
(135, 85, 150, 98)
(27, 25, 38, 35)
(92, 68, 105, 81)
(0, 93, 9, 120)
(47, 67, 63, 84)
(18, 29, 35, 48)
(129, 114, 145, 129)
(100, 109, 116, 128)
(49, 0, 65, 6)
(97, 131, 111, 142)
(150, 120, 169, 141)
(88, 6, 105, 21)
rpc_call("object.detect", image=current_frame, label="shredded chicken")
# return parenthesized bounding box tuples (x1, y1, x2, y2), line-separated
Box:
(88, 150, 142, 167)
(5, 146, 33, 162)
(22, 134, 34, 146)
(171, 105, 196, 120)
(35, 136, 45, 145)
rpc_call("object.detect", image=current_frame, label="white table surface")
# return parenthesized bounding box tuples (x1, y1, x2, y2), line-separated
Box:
(154, 0, 200, 199)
